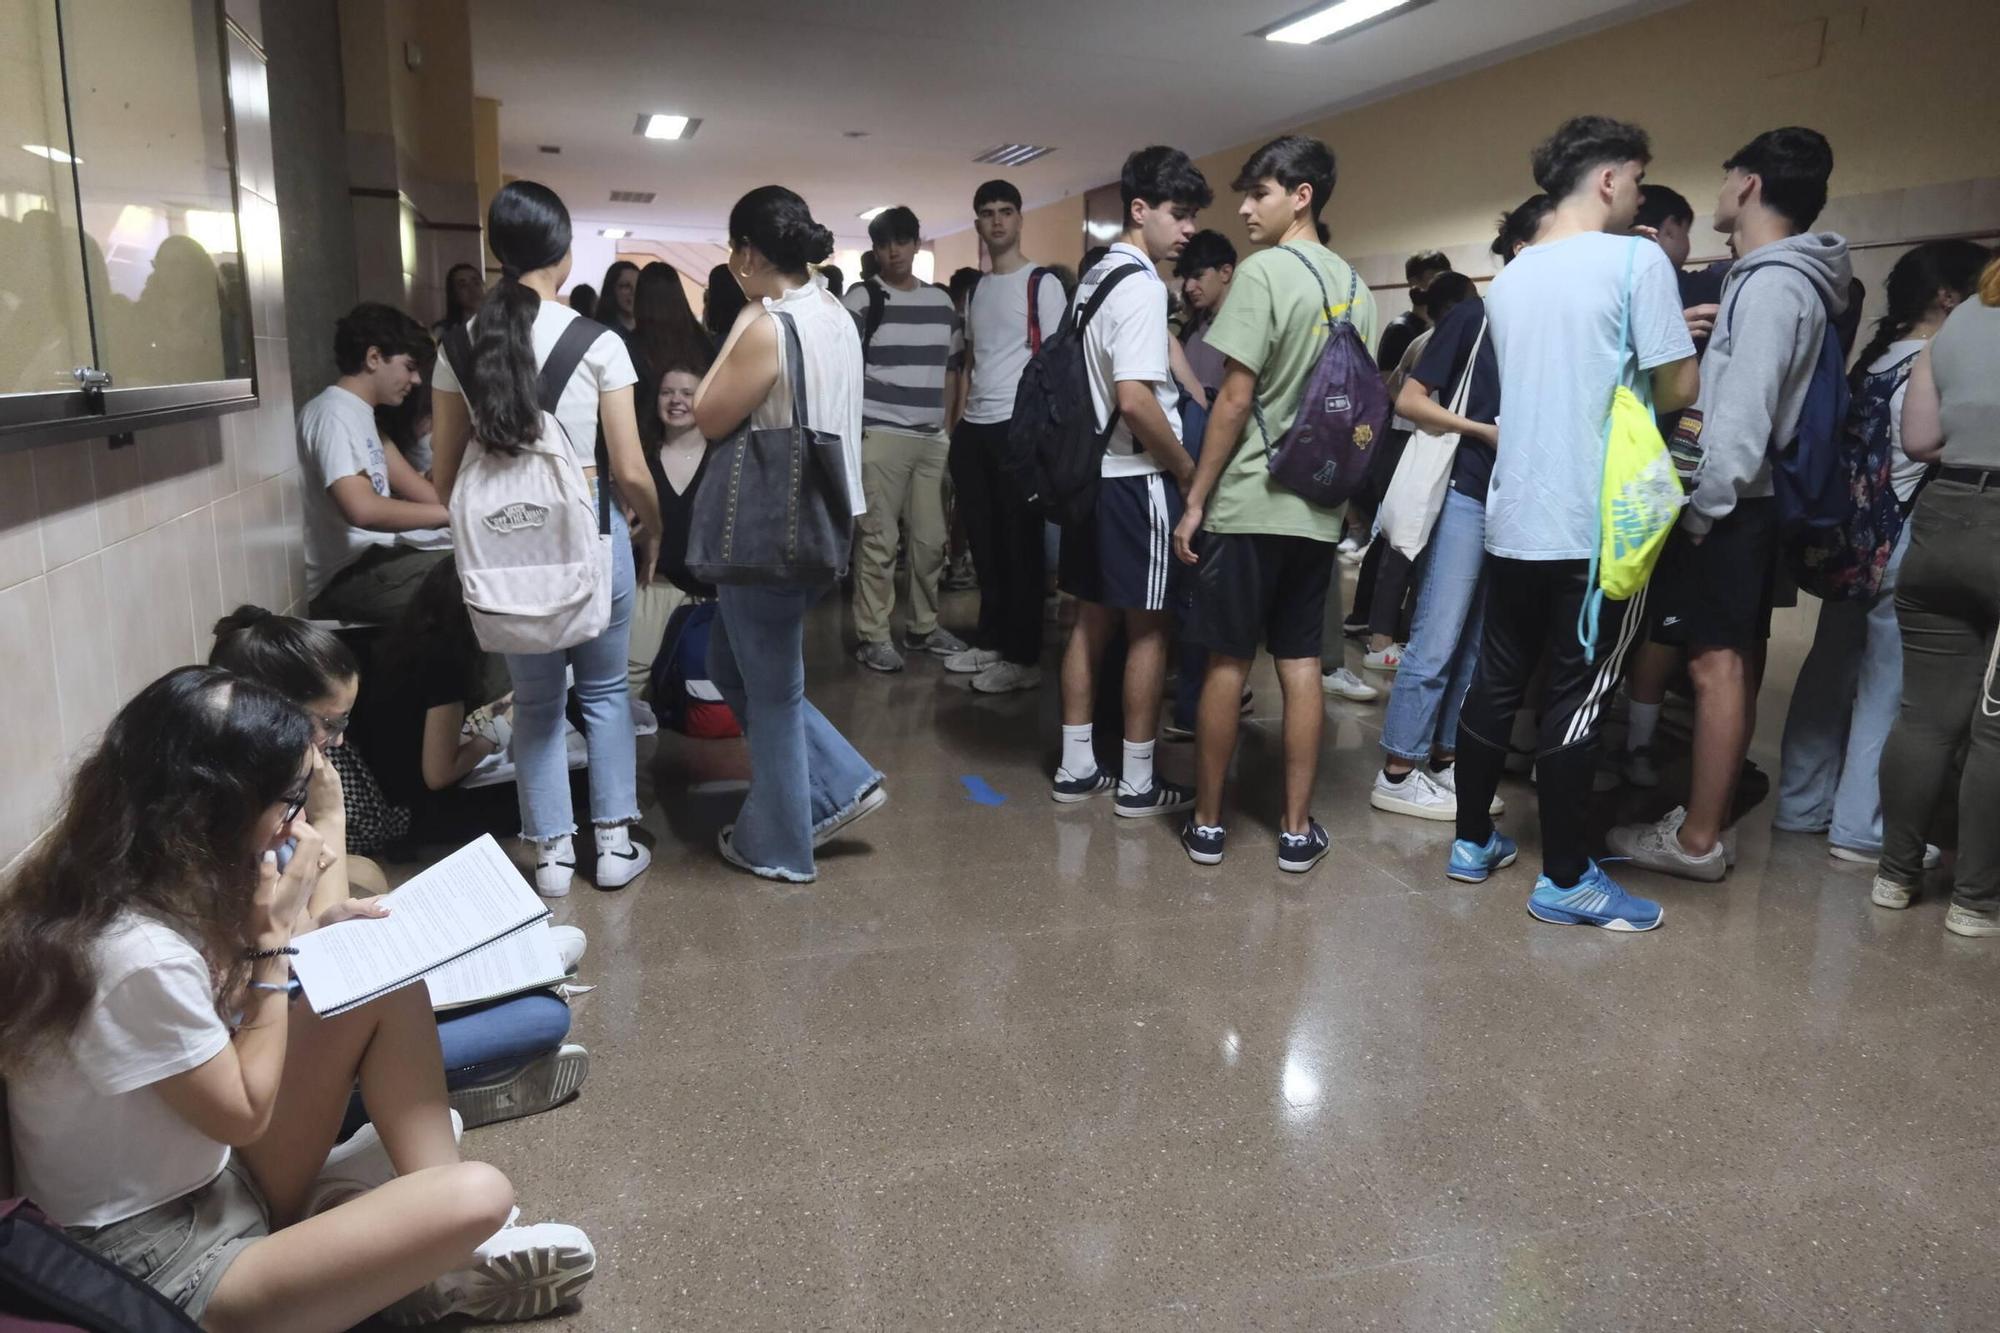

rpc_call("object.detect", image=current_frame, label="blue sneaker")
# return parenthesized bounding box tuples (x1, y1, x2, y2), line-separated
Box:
(1527, 861, 1663, 932)
(1181, 818, 1226, 865)
(1277, 819, 1331, 874)
(1447, 831, 1518, 883)
(1051, 769, 1115, 804)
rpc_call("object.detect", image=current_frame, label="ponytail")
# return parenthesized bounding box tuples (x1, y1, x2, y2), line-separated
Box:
(1849, 239, 1990, 388)
(467, 181, 573, 455)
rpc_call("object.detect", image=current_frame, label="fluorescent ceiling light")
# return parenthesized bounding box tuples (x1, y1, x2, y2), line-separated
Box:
(22, 143, 80, 164)
(600, 227, 629, 238)
(857, 206, 890, 221)
(636, 114, 700, 141)
(1263, 0, 1421, 44)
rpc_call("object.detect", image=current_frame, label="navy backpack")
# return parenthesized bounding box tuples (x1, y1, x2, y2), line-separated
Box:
(1725, 263, 1851, 533)
(1004, 263, 1141, 525)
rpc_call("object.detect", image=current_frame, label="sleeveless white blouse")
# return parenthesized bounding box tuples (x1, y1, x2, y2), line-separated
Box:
(755, 274, 868, 517)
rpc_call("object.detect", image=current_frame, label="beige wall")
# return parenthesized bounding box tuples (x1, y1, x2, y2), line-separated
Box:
(986, 0, 2000, 298)
(0, 10, 303, 871)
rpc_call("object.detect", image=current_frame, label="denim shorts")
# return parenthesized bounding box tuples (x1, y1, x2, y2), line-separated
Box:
(66, 1157, 270, 1319)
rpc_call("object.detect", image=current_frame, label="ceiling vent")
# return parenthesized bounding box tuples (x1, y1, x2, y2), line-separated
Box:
(973, 144, 1056, 167)
(608, 189, 655, 204)
(538, 144, 561, 154)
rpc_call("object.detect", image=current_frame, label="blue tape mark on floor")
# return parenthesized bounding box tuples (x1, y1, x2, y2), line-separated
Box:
(959, 775, 1007, 806)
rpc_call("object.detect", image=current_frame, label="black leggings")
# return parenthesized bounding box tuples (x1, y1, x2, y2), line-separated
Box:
(1452, 558, 1647, 887)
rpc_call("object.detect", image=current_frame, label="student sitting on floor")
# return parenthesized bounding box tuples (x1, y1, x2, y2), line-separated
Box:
(209, 604, 589, 1129)
(0, 666, 595, 1329)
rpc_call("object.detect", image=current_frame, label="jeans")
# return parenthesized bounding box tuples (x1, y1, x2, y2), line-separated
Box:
(437, 992, 572, 1082)
(1381, 488, 1488, 762)
(709, 583, 882, 880)
(1879, 479, 2000, 908)
(1775, 525, 1909, 851)
(503, 496, 638, 841)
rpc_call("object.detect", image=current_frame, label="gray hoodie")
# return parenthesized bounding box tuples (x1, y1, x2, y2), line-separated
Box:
(1680, 231, 1852, 536)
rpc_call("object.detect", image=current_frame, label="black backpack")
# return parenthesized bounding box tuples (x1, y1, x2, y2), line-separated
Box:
(1003, 263, 1141, 525)
(0, 1198, 200, 1332)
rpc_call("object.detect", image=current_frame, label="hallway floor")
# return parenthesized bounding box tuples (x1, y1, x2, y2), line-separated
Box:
(472, 587, 1996, 1332)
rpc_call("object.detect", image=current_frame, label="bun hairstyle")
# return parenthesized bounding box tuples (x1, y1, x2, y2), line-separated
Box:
(209, 605, 361, 704)
(727, 186, 835, 275)
(468, 180, 572, 454)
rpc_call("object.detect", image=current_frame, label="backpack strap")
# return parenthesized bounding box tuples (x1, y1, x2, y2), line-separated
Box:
(1248, 245, 1345, 448)
(1577, 238, 1645, 662)
(1026, 266, 1054, 354)
(537, 317, 609, 413)
(1075, 262, 1141, 331)
(861, 279, 887, 351)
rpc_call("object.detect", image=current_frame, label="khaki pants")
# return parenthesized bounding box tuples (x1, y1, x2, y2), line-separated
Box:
(853, 427, 948, 644)
(628, 580, 694, 696)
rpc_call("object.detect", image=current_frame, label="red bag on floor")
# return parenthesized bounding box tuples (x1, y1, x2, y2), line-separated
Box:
(648, 602, 742, 739)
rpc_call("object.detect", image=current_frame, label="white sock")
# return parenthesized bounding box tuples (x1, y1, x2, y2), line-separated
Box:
(594, 824, 631, 856)
(538, 833, 575, 866)
(1627, 699, 1662, 751)
(1060, 724, 1095, 780)
(1120, 738, 1156, 796)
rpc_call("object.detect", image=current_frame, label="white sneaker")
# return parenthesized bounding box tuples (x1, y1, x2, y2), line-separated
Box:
(1870, 874, 1914, 910)
(548, 925, 587, 973)
(533, 836, 575, 898)
(1605, 806, 1728, 883)
(943, 646, 1002, 675)
(381, 1213, 596, 1325)
(630, 698, 658, 737)
(1431, 763, 1503, 815)
(448, 1044, 591, 1129)
(1321, 667, 1380, 701)
(814, 784, 887, 847)
(1832, 842, 1942, 869)
(1362, 643, 1405, 673)
(305, 1112, 465, 1217)
(1337, 537, 1366, 565)
(1370, 767, 1456, 821)
(592, 827, 650, 890)
(970, 661, 1043, 694)
(1944, 904, 2000, 938)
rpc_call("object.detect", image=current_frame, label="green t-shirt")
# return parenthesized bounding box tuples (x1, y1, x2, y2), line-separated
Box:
(1201, 243, 1379, 541)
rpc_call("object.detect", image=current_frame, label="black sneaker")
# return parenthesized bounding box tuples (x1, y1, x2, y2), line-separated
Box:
(1051, 769, 1115, 804)
(1181, 818, 1226, 865)
(1277, 819, 1331, 874)
(1115, 779, 1195, 819)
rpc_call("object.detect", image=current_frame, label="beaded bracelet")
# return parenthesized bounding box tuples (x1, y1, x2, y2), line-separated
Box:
(244, 945, 300, 961)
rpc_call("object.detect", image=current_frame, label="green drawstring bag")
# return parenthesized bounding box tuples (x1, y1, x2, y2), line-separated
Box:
(1579, 238, 1685, 659)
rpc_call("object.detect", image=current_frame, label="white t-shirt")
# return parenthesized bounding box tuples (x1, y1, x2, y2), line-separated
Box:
(7, 913, 232, 1227)
(1076, 243, 1179, 478)
(755, 274, 869, 516)
(964, 266, 1068, 425)
(1872, 339, 1930, 503)
(299, 385, 398, 598)
(432, 299, 639, 472)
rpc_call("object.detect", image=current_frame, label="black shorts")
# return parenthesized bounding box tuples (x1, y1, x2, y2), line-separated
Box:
(1057, 472, 1181, 611)
(1186, 530, 1336, 661)
(1650, 496, 1779, 650)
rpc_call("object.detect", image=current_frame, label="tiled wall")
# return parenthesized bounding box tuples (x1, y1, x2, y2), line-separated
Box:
(0, 4, 301, 870)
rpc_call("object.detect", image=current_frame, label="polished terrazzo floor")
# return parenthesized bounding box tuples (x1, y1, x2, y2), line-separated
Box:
(443, 580, 1995, 1332)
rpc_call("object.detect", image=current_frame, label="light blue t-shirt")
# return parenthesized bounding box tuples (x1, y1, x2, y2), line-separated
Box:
(1482, 232, 1694, 561)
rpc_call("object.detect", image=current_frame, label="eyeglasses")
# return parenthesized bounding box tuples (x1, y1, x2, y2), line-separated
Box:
(312, 710, 352, 737)
(278, 779, 311, 826)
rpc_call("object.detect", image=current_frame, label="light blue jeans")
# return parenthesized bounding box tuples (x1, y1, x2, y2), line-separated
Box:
(1775, 524, 1910, 852)
(1381, 488, 1489, 763)
(709, 584, 881, 881)
(504, 496, 638, 841)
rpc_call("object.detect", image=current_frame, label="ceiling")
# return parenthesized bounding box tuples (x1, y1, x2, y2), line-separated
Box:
(472, 0, 1683, 249)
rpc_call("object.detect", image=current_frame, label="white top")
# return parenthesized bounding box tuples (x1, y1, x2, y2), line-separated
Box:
(1873, 339, 1929, 503)
(299, 385, 399, 598)
(432, 298, 639, 471)
(755, 274, 868, 516)
(6, 912, 232, 1227)
(964, 266, 1068, 425)
(1076, 242, 1179, 479)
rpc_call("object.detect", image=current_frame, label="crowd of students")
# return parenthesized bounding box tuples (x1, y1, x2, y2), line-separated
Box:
(4, 105, 1997, 1329)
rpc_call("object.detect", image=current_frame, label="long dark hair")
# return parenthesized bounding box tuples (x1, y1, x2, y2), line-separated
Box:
(568, 283, 598, 320)
(703, 264, 746, 342)
(380, 556, 486, 705)
(0, 667, 314, 1068)
(634, 262, 713, 380)
(466, 181, 572, 455)
(1850, 240, 1990, 385)
(599, 260, 639, 329)
(441, 262, 483, 327)
(209, 605, 361, 702)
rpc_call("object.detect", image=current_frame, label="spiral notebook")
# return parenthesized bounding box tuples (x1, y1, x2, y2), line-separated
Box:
(291, 835, 553, 1017)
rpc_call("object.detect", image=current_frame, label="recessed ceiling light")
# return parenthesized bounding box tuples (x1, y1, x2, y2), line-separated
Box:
(635, 113, 700, 141)
(857, 206, 891, 221)
(600, 228, 629, 239)
(22, 143, 80, 164)
(1259, 0, 1428, 45)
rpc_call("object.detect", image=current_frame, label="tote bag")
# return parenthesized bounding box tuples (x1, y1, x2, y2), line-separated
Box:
(1378, 319, 1485, 559)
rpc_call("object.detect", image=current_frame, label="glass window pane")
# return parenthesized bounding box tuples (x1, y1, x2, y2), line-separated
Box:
(63, 0, 252, 390)
(0, 0, 95, 396)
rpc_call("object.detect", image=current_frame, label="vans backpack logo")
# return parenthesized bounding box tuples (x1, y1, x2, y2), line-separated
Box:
(483, 501, 551, 534)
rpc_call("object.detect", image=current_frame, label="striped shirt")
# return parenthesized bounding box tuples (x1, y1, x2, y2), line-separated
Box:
(841, 279, 963, 436)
